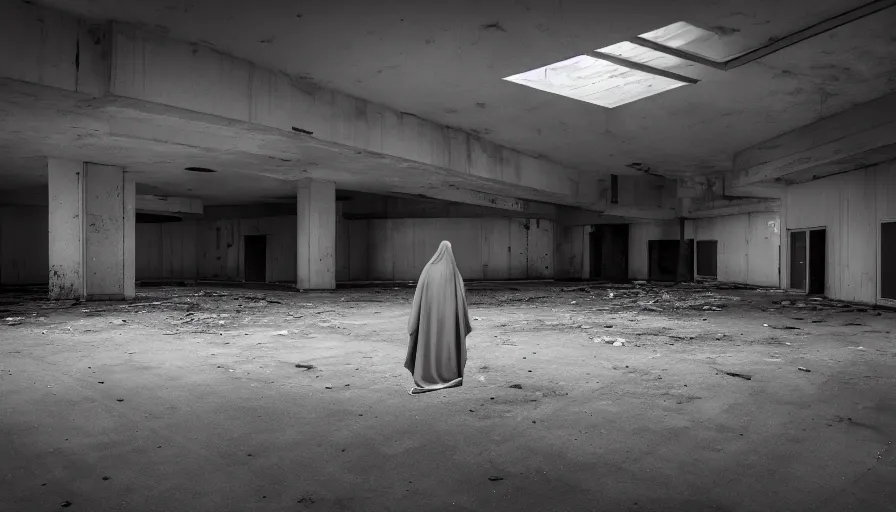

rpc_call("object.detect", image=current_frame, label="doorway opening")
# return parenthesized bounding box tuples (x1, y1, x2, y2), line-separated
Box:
(244, 235, 267, 283)
(648, 239, 694, 282)
(881, 221, 896, 305)
(696, 240, 718, 279)
(589, 224, 629, 282)
(788, 228, 825, 294)
(808, 229, 826, 294)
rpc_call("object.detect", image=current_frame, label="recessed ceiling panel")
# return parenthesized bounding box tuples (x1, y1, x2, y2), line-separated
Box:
(504, 55, 688, 108)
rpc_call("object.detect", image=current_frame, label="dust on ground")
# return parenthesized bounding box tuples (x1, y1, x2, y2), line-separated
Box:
(1, 281, 895, 512)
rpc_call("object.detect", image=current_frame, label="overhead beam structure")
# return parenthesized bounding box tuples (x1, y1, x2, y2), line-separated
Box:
(630, 0, 896, 72)
(730, 92, 896, 188)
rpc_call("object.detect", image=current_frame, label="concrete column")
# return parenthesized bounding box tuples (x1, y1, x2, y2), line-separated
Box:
(296, 179, 336, 290)
(47, 158, 135, 300)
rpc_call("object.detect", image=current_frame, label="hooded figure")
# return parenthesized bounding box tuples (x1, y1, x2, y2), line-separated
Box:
(405, 241, 472, 395)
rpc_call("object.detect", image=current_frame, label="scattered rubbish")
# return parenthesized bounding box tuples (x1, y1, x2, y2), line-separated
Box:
(102, 476, 110, 481)
(713, 367, 752, 380)
(273, 330, 289, 336)
(294, 363, 315, 370)
(116, 398, 124, 402)
(765, 324, 801, 330)
(61, 501, 72, 508)
(473, 317, 482, 321)
(580, 325, 592, 329)
(325, 385, 333, 389)
(509, 384, 523, 389)
(641, 305, 662, 312)
(110, 319, 127, 325)
(702, 306, 722, 311)
(848, 346, 865, 350)
(797, 367, 811, 372)
(613, 340, 626, 347)
(570, 301, 577, 305)
(843, 322, 864, 327)
(488, 476, 504, 481)
(597, 336, 626, 345)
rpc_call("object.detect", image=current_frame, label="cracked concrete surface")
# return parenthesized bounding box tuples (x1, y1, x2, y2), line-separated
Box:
(1, 282, 894, 511)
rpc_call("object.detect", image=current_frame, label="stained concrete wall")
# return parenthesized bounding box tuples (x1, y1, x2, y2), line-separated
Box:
(692, 212, 781, 287)
(554, 225, 592, 280)
(783, 160, 896, 304)
(343, 218, 554, 282)
(136, 216, 296, 283)
(0, 206, 49, 285)
(627, 215, 780, 285)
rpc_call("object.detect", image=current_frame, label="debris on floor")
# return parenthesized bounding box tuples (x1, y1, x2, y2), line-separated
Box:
(798, 367, 811, 372)
(713, 368, 753, 380)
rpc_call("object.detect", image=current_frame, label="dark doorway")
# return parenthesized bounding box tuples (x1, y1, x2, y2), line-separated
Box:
(882, 222, 896, 301)
(590, 224, 629, 282)
(789, 230, 807, 291)
(696, 240, 718, 279)
(648, 239, 693, 282)
(244, 235, 267, 283)
(808, 229, 826, 294)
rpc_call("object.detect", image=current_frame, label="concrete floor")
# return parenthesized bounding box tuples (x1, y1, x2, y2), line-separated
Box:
(1, 282, 894, 512)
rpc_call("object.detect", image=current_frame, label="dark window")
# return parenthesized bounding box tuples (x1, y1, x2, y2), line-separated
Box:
(696, 240, 718, 278)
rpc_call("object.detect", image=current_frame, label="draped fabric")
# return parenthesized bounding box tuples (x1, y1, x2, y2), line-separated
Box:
(404, 241, 472, 394)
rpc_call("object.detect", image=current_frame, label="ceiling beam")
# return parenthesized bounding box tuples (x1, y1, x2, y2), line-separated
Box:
(627, 38, 726, 71)
(590, 52, 700, 84)
(730, 93, 896, 188)
(631, 0, 896, 72)
(135, 194, 203, 214)
(724, 0, 896, 70)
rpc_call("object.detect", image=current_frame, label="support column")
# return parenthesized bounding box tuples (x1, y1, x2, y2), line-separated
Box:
(296, 179, 336, 290)
(48, 159, 135, 300)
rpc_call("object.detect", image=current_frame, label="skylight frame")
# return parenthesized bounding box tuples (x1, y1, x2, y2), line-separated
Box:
(503, 54, 693, 109)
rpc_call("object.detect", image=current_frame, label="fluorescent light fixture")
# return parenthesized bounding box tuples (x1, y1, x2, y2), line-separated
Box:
(597, 41, 699, 78)
(639, 21, 741, 63)
(504, 55, 689, 108)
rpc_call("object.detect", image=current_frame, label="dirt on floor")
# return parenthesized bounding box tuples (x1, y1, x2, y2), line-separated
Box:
(1, 281, 894, 512)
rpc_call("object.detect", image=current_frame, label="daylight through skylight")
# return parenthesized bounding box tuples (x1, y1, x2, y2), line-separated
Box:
(503, 55, 689, 108)
(639, 21, 746, 63)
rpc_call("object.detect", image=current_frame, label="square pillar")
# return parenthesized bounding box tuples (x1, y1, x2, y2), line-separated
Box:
(296, 179, 336, 290)
(48, 158, 135, 300)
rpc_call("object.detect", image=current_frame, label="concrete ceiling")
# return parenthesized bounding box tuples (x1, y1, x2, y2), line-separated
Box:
(33, 0, 896, 177)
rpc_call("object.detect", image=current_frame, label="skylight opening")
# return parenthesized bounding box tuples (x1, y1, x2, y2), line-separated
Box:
(639, 21, 748, 63)
(503, 55, 689, 108)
